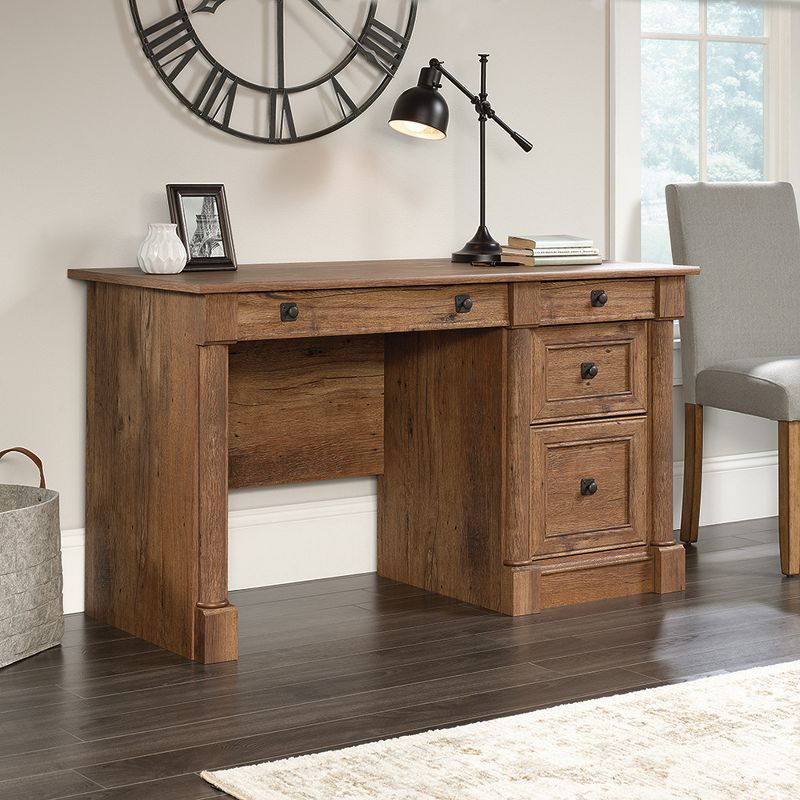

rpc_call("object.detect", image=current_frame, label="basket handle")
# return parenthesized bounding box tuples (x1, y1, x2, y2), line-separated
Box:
(0, 448, 46, 489)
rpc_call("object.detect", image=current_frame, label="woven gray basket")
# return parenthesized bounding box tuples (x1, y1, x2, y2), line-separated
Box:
(0, 448, 63, 669)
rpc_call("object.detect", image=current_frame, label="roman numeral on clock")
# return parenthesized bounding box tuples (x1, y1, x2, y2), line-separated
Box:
(360, 17, 409, 75)
(331, 76, 357, 119)
(193, 65, 238, 129)
(268, 91, 297, 143)
(141, 11, 200, 82)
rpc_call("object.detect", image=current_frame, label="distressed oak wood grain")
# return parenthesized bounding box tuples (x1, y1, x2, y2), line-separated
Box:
(530, 418, 649, 558)
(539, 550, 654, 608)
(228, 336, 384, 487)
(380, 329, 506, 611)
(531, 322, 648, 423)
(655, 275, 686, 319)
(511, 279, 657, 327)
(648, 320, 686, 594)
(72, 260, 697, 657)
(236, 285, 509, 340)
(69, 260, 699, 294)
(503, 328, 534, 567)
(85, 284, 235, 662)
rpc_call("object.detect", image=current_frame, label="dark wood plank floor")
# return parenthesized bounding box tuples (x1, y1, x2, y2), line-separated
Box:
(2, 517, 799, 799)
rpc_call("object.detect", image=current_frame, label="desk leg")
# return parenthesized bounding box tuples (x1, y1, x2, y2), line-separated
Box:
(195, 344, 238, 663)
(648, 320, 686, 593)
(85, 285, 237, 663)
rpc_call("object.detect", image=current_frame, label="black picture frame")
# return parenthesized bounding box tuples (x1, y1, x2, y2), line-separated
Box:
(166, 184, 237, 272)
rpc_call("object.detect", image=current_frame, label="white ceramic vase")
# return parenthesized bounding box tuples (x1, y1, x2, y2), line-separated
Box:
(137, 223, 187, 275)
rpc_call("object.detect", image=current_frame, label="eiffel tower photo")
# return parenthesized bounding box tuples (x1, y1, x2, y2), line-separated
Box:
(188, 196, 225, 258)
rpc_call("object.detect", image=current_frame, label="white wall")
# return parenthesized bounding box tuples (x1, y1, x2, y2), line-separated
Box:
(1, 1, 788, 616)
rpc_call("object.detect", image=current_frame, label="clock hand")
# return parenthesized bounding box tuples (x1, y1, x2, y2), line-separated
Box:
(276, 0, 285, 90)
(301, 0, 394, 77)
(192, 0, 230, 13)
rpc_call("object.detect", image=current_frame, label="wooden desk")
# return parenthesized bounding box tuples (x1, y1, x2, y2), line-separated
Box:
(69, 259, 698, 663)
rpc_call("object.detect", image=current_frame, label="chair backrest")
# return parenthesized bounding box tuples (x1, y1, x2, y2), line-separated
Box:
(666, 182, 800, 403)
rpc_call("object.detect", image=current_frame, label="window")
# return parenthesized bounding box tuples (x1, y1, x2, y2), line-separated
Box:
(611, 1, 789, 354)
(641, 1, 771, 262)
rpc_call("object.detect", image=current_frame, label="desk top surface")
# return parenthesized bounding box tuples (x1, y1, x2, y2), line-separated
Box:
(68, 259, 699, 294)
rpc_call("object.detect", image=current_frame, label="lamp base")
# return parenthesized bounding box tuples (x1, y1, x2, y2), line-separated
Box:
(451, 225, 503, 265)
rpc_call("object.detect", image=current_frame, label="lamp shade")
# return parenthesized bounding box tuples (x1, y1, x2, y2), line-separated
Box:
(389, 68, 449, 140)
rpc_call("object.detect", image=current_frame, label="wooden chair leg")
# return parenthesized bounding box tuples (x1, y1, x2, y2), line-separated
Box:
(680, 403, 703, 544)
(778, 421, 800, 576)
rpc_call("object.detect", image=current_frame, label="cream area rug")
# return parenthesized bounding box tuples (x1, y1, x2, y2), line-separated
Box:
(202, 660, 800, 800)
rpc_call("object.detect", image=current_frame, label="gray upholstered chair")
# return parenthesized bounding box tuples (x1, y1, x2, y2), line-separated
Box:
(666, 181, 800, 576)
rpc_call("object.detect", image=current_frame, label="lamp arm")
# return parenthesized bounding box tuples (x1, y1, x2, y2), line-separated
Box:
(429, 58, 477, 105)
(428, 58, 533, 153)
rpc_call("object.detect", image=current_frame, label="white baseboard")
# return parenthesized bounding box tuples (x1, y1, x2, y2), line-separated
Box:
(672, 449, 778, 529)
(673, 336, 682, 385)
(227, 495, 377, 593)
(60, 450, 778, 615)
(60, 527, 87, 616)
(59, 495, 378, 615)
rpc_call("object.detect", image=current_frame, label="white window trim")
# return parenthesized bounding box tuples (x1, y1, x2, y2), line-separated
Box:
(608, 0, 792, 264)
(766, 4, 792, 180)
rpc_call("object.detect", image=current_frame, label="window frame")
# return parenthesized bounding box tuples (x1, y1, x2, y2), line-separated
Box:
(609, 0, 791, 263)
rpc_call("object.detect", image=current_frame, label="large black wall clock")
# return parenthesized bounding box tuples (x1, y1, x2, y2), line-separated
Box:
(129, 0, 417, 144)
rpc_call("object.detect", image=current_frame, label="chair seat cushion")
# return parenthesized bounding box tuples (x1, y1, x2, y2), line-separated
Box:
(696, 357, 800, 421)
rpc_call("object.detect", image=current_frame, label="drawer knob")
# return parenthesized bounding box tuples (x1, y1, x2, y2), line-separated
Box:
(581, 362, 599, 380)
(280, 302, 299, 322)
(580, 478, 598, 496)
(590, 289, 608, 307)
(455, 294, 473, 313)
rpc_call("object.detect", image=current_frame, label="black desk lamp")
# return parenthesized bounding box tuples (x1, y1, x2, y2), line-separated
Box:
(389, 55, 533, 264)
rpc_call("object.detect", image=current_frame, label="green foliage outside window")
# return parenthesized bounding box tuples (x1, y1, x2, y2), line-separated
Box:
(640, 0, 765, 262)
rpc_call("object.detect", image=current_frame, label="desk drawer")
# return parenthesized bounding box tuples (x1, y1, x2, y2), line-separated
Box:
(512, 279, 656, 326)
(531, 417, 648, 557)
(236, 285, 509, 340)
(531, 322, 648, 422)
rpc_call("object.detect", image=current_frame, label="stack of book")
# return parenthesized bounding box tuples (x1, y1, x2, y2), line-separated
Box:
(500, 234, 602, 266)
